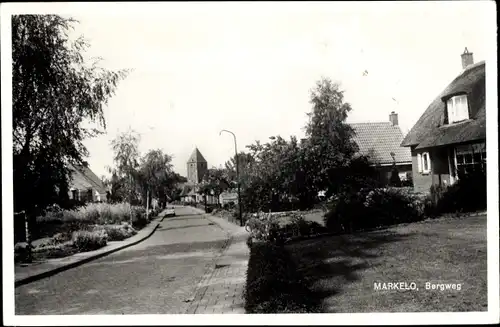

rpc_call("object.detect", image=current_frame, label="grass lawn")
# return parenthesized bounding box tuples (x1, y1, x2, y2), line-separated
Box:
(285, 215, 487, 312)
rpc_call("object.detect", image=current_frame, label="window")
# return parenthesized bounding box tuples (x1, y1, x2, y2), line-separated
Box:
(417, 152, 431, 174)
(454, 142, 486, 177)
(446, 94, 469, 123)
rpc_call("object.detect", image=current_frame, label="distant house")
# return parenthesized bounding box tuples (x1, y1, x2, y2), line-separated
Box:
(219, 191, 238, 206)
(68, 164, 108, 203)
(401, 48, 486, 193)
(350, 112, 413, 185)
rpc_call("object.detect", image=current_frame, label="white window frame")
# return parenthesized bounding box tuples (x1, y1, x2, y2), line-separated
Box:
(446, 94, 469, 123)
(453, 143, 486, 178)
(417, 153, 422, 173)
(420, 152, 431, 174)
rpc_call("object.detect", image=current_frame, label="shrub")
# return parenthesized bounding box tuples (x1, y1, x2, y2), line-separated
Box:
(32, 241, 76, 259)
(131, 206, 148, 228)
(429, 169, 486, 215)
(94, 223, 137, 241)
(245, 242, 320, 313)
(283, 213, 328, 239)
(72, 230, 108, 252)
(43, 203, 64, 220)
(245, 212, 283, 244)
(49, 232, 72, 245)
(324, 187, 425, 234)
(14, 242, 32, 263)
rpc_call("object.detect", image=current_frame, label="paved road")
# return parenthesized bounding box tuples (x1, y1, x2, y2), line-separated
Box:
(15, 206, 227, 315)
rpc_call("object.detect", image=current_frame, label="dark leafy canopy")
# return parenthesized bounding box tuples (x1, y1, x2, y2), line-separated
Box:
(305, 77, 363, 196)
(107, 133, 186, 207)
(224, 77, 379, 213)
(224, 152, 255, 184)
(137, 149, 177, 206)
(12, 15, 129, 213)
(198, 167, 231, 204)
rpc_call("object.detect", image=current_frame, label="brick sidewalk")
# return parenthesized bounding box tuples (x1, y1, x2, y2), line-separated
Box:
(184, 207, 250, 314)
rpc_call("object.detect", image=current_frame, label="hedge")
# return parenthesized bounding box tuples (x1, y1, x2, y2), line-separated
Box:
(245, 242, 321, 313)
(323, 187, 426, 234)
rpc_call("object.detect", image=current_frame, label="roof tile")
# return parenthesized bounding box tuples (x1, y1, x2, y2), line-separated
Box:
(351, 122, 412, 165)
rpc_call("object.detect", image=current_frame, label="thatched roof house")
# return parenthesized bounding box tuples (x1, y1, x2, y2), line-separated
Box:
(401, 48, 486, 193)
(68, 164, 108, 202)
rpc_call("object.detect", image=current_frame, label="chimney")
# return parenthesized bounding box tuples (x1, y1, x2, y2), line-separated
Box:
(389, 111, 398, 126)
(461, 47, 474, 69)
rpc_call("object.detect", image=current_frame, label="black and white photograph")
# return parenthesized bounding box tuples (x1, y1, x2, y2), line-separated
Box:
(1, 1, 498, 325)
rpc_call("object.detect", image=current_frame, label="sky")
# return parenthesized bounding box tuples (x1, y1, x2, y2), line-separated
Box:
(46, 2, 494, 179)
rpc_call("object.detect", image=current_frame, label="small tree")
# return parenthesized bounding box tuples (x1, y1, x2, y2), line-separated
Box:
(200, 168, 230, 206)
(110, 129, 141, 220)
(137, 149, 174, 208)
(305, 77, 359, 197)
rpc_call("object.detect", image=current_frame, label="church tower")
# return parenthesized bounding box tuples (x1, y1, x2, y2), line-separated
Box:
(187, 147, 208, 184)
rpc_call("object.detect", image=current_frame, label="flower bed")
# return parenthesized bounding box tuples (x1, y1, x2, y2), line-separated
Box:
(15, 202, 153, 263)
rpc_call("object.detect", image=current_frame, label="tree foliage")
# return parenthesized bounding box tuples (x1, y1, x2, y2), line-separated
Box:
(198, 167, 231, 204)
(12, 15, 129, 214)
(109, 129, 141, 204)
(137, 149, 178, 206)
(108, 133, 186, 208)
(218, 77, 382, 213)
(305, 77, 361, 196)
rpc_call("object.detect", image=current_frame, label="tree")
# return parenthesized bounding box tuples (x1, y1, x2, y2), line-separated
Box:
(305, 77, 359, 196)
(110, 129, 141, 207)
(12, 15, 128, 217)
(137, 149, 176, 208)
(107, 171, 128, 203)
(200, 167, 231, 206)
(224, 152, 255, 184)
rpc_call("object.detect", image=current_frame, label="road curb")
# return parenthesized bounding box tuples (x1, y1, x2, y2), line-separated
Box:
(15, 216, 166, 288)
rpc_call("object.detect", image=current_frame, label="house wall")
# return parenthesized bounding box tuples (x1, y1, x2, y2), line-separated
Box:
(411, 146, 432, 193)
(431, 146, 452, 188)
(411, 146, 452, 193)
(376, 164, 413, 185)
(68, 188, 107, 203)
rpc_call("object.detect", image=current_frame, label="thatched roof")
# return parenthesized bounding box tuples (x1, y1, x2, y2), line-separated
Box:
(401, 61, 486, 149)
(68, 164, 107, 194)
(351, 122, 412, 165)
(187, 147, 207, 163)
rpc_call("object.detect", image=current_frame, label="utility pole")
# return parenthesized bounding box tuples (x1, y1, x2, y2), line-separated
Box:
(23, 210, 33, 263)
(129, 172, 133, 225)
(146, 189, 149, 220)
(220, 129, 243, 226)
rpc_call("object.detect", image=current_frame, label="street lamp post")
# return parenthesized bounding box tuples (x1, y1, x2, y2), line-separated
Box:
(220, 129, 243, 227)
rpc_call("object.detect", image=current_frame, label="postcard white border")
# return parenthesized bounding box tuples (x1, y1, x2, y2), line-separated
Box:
(2, 2, 498, 325)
